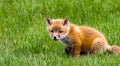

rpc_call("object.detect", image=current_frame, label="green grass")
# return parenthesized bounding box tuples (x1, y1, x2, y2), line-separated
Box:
(0, 0, 120, 66)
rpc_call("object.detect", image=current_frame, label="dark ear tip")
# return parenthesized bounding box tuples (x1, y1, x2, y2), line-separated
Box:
(64, 17, 69, 22)
(46, 17, 52, 25)
(46, 17, 51, 22)
(63, 17, 69, 26)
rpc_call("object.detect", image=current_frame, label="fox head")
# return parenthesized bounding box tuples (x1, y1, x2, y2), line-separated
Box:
(46, 17, 70, 40)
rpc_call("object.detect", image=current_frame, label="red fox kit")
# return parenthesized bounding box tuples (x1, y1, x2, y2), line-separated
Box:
(46, 17, 120, 57)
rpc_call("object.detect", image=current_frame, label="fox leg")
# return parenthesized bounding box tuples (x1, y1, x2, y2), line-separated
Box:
(90, 38, 108, 54)
(65, 46, 72, 55)
(70, 43, 81, 57)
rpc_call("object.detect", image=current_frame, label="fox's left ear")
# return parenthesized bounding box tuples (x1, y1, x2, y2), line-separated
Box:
(62, 18, 69, 26)
(46, 17, 52, 26)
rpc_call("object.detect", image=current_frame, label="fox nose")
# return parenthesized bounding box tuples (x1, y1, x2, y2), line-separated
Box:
(53, 36, 57, 40)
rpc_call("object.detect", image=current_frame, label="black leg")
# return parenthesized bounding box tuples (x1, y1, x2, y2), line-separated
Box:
(65, 47, 69, 55)
(65, 46, 72, 55)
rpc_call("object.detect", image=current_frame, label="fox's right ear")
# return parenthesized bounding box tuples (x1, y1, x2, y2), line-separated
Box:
(46, 17, 52, 26)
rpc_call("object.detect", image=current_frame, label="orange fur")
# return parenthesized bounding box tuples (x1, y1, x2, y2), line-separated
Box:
(46, 18, 120, 57)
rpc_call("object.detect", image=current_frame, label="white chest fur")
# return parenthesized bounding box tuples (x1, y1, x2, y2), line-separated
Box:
(60, 37, 72, 46)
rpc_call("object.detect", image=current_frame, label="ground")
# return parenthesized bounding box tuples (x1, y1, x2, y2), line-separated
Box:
(0, 0, 120, 66)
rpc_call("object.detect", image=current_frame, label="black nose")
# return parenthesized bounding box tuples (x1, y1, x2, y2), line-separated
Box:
(53, 36, 57, 40)
(54, 36, 56, 39)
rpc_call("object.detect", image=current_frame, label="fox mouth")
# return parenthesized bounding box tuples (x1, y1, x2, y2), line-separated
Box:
(53, 39, 58, 41)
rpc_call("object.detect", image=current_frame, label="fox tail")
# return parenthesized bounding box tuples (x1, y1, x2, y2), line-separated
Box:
(107, 44, 120, 55)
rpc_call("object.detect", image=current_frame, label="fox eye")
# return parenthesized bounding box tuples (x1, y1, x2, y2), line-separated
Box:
(59, 30, 63, 33)
(50, 30, 54, 33)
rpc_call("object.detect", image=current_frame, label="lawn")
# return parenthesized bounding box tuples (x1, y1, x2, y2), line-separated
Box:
(0, 0, 120, 66)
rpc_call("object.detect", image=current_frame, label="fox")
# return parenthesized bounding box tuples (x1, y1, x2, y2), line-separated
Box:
(46, 17, 120, 57)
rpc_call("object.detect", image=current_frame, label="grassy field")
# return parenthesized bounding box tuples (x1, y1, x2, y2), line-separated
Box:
(0, 0, 120, 66)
